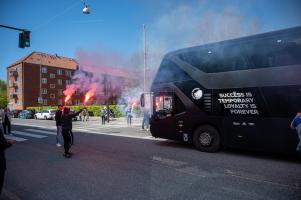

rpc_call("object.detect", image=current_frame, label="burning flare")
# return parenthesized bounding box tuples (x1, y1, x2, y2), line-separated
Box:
(84, 94, 90, 103)
(65, 95, 71, 103)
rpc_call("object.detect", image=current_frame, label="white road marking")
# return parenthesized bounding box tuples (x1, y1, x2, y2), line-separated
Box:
(12, 123, 56, 130)
(25, 129, 56, 135)
(13, 121, 166, 141)
(4, 135, 27, 142)
(12, 131, 47, 138)
(73, 129, 167, 141)
(152, 156, 187, 167)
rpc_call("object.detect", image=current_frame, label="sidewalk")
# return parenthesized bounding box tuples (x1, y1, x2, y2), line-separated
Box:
(86, 116, 143, 126)
(73, 117, 152, 138)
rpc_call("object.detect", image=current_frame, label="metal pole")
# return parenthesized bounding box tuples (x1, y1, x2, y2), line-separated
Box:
(40, 53, 42, 109)
(143, 24, 147, 94)
(0, 25, 27, 32)
(104, 74, 109, 123)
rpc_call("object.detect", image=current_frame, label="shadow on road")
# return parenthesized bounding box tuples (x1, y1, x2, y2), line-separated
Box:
(154, 140, 301, 163)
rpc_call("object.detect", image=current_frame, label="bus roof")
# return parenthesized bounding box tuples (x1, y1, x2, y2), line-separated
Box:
(167, 26, 301, 57)
(152, 26, 301, 89)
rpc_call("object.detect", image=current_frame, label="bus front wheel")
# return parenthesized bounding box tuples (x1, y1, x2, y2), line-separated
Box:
(193, 125, 221, 153)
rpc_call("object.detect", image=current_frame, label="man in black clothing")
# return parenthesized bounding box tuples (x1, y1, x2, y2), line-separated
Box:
(1, 106, 11, 135)
(55, 105, 63, 147)
(0, 129, 14, 195)
(61, 107, 82, 158)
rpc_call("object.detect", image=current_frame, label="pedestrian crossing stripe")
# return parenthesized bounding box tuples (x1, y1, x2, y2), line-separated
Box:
(4, 134, 27, 142)
(25, 129, 56, 135)
(12, 131, 47, 138)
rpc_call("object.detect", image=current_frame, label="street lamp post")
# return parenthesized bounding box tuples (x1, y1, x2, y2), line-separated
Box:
(143, 24, 147, 94)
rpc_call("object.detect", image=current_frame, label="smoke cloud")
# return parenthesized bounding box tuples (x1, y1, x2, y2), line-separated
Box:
(68, 2, 259, 105)
(147, 3, 258, 75)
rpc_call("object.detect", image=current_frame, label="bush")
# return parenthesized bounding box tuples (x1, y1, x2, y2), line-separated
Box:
(26, 105, 125, 118)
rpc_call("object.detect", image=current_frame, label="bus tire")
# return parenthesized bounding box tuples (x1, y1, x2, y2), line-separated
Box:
(193, 125, 221, 153)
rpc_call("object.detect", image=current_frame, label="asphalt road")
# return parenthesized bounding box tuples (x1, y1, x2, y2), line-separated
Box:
(1, 119, 301, 200)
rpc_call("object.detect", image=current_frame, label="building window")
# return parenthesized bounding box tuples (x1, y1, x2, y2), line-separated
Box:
(50, 84, 55, 88)
(50, 94, 55, 99)
(15, 88, 19, 93)
(57, 69, 63, 75)
(42, 88, 47, 94)
(43, 99, 47, 105)
(15, 76, 19, 82)
(42, 78, 47, 84)
(66, 80, 71, 85)
(58, 89, 63, 95)
(41, 67, 47, 73)
(50, 73, 55, 78)
(16, 66, 21, 72)
(65, 70, 72, 77)
(74, 99, 80, 105)
(58, 99, 63, 105)
(58, 79, 62, 85)
(17, 100, 22, 105)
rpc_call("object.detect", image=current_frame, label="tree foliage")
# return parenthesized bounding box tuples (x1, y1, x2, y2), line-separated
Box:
(0, 80, 8, 108)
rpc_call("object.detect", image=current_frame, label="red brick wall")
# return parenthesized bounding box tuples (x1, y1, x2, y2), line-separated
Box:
(7, 64, 23, 110)
(23, 63, 81, 108)
(23, 63, 40, 108)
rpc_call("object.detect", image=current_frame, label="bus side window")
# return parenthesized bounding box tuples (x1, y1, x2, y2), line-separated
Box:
(155, 95, 173, 119)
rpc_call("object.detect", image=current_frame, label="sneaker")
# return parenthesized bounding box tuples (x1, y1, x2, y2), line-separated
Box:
(63, 153, 71, 158)
(56, 143, 62, 147)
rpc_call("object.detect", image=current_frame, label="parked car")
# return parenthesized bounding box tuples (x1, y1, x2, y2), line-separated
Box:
(34, 109, 56, 120)
(18, 110, 35, 119)
(11, 109, 22, 118)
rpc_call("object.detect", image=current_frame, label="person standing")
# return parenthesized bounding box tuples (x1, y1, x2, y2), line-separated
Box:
(101, 106, 107, 125)
(55, 105, 63, 147)
(0, 129, 14, 195)
(142, 108, 150, 131)
(61, 107, 82, 158)
(126, 106, 133, 127)
(1, 106, 12, 135)
(82, 108, 88, 122)
(290, 112, 301, 157)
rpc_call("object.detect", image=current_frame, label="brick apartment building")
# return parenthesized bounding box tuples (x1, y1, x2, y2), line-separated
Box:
(7, 51, 139, 110)
(7, 52, 80, 110)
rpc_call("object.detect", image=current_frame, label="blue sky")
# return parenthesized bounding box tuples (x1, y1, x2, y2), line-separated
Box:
(1, 0, 301, 80)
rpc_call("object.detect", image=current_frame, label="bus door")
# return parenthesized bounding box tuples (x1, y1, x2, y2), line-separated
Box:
(151, 92, 176, 139)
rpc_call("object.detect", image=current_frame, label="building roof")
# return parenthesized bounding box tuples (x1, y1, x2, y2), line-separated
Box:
(8, 51, 78, 70)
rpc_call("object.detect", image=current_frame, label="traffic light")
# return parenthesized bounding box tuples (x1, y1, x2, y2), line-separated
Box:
(18, 30, 30, 48)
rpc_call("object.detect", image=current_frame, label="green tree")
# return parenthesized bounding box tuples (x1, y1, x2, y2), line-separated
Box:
(0, 80, 8, 108)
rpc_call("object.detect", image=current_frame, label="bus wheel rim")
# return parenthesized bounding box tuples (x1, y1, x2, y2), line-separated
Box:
(199, 132, 212, 146)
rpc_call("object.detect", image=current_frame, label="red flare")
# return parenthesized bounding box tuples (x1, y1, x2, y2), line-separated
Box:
(65, 95, 71, 103)
(84, 94, 90, 103)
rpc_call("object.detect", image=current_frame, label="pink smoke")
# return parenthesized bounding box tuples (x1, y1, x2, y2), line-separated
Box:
(63, 84, 78, 102)
(84, 83, 97, 103)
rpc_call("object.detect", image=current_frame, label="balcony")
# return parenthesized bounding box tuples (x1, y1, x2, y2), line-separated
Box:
(10, 70, 18, 77)
(9, 82, 18, 88)
(9, 94, 18, 99)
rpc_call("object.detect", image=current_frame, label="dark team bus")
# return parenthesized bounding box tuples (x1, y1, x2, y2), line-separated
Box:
(142, 26, 301, 154)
